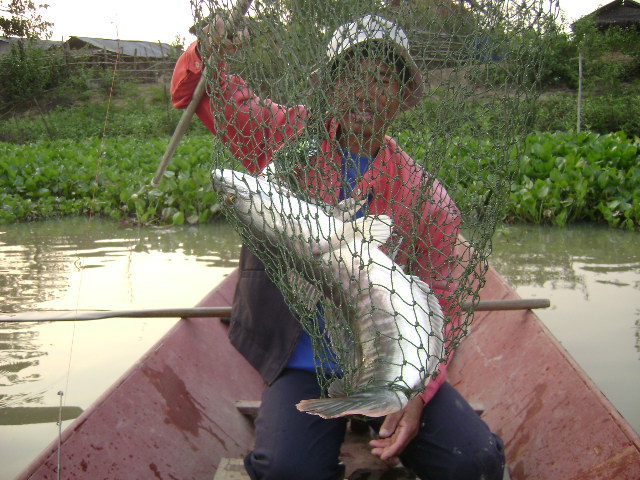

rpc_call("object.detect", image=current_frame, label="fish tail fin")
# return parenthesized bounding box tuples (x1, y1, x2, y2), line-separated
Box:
(296, 389, 405, 419)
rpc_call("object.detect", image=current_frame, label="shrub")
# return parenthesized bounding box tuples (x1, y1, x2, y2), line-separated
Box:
(0, 41, 67, 102)
(538, 29, 579, 90)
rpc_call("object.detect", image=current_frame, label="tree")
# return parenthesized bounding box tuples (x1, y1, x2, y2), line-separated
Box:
(0, 0, 52, 38)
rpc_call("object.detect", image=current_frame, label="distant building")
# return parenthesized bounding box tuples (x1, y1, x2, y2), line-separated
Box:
(64, 37, 177, 59)
(63, 37, 182, 82)
(583, 0, 640, 30)
(0, 36, 63, 56)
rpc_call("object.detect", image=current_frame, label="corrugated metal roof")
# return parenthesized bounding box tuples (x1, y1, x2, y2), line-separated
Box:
(67, 37, 172, 58)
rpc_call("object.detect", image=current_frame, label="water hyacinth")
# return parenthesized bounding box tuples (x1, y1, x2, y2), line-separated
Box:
(1, 131, 638, 230)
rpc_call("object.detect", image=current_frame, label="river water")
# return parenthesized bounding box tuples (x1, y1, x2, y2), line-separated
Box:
(0, 218, 638, 478)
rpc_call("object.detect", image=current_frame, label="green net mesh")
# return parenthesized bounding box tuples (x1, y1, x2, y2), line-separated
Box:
(190, 0, 558, 418)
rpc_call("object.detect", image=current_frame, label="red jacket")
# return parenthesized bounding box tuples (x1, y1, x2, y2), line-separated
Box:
(172, 41, 462, 404)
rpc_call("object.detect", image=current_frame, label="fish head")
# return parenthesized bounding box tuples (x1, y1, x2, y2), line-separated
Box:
(212, 168, 250, 198)
(210, 169, 262, 219)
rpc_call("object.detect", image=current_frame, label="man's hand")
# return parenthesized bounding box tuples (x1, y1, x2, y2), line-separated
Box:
(369, 396, 425, 464)
(202, 12, 250, 57)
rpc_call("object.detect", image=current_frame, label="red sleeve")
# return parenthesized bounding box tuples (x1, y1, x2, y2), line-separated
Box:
(171, 41, 215, 129)
(171, 41, 307, 174)
(420, 362, 449, 404)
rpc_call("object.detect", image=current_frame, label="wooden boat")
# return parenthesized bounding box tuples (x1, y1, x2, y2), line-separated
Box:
(15, 265, 640, 480)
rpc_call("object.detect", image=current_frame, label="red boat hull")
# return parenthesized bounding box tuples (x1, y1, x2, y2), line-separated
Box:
(16, 267, 640, 479)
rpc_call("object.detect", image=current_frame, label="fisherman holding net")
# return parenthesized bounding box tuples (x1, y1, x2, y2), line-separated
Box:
(172, 8, 505, 480)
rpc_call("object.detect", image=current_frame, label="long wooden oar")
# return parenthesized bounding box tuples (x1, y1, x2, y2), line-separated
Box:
(470, 298, 550, 311)
(151, 0, 252, 186)
(0, 307, 233, 322)
(0, 298, 550, 323)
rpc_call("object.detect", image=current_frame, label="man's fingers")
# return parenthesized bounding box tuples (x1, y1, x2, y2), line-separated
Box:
(370, 442, 401, 463)
(370, 447, 400, 465)
(202, 14, 249, 56)
(378, 411, 401, 438)
(369, 435, 403, 460)
(369, 438, 389, 448)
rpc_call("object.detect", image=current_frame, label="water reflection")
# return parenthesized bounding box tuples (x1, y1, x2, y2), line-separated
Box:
(490, 223, 640, 290)
(0, 218, 241, 315)
(0, 217, 241, 412)
(0, 327, 46, 393)
(490, 223, 640, 434)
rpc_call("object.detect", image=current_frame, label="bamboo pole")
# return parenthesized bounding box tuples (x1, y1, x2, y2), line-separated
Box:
(1, 298, 550, 323)
(468, 298, 550, 311)
(151, 0, 252, 186)
(0, 307, 233, 322)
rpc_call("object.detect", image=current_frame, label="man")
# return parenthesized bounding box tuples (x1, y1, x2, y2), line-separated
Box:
(172, 12, 505, 480)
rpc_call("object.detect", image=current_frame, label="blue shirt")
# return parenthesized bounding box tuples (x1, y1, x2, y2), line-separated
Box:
(286, 150, 372, 373)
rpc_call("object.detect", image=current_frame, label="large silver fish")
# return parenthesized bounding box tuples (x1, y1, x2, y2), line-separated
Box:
(211, 168, 444, 418)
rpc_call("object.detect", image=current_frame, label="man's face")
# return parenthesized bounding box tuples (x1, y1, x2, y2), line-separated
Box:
(330, 56, 403, 141)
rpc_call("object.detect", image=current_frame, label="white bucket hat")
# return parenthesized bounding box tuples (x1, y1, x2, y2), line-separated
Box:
(317, 14, 424, 111)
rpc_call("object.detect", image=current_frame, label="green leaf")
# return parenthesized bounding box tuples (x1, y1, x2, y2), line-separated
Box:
(172, 211, 185, 225)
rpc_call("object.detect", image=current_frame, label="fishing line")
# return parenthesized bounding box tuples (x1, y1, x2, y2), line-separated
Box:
(56, 390, 64, 480)
(90, 34, 122, 223)
(54, 28, 123, 471)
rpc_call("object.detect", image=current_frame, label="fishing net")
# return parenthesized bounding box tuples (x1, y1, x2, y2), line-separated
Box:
(188, 0, 558, 416)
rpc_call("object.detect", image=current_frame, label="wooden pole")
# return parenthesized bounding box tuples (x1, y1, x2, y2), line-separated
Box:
(151, 0, 252, 186)
(1, 307, 233, 322)
(577, 51, 583, 133)
(151, 77, 207, 186)
(1, 299, 550, 323)
(467, 298, 550, 311)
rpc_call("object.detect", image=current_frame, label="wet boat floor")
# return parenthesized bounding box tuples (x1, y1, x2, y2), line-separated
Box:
(216, 403, 509, 480)
(215, 425, 511, 479)
(214, 418, 416, 479)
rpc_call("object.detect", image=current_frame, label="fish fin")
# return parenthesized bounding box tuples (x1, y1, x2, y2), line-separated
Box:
(361, 215, 393, 247)
(322, 302, 358, 369)
(336, 215, 393, 250)
(287, 271, 322, 311)
(296, 389, 405, 419)
(327, 378, 347, 397)
(332, 195, 367, 222)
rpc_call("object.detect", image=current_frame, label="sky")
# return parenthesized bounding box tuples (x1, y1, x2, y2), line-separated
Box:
(42, 0, 608, 45)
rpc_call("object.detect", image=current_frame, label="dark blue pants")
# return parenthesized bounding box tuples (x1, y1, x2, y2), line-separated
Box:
(244, 369, 505, 480)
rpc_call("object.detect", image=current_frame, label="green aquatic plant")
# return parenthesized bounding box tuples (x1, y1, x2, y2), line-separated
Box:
(0, 135, 231, 225)
(508, 131, 639, 230)
(1, 131, 637, 230)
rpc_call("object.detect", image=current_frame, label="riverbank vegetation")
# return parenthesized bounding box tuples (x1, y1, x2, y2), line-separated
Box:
(0, 19, 638, 230)
(1, 131, 637, 230)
